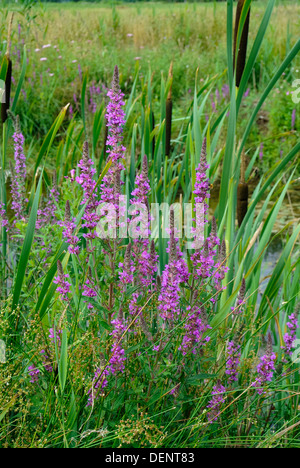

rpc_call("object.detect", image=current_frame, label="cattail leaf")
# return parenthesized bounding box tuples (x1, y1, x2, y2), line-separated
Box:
(11, 46, 27, 114)
(92, 101, 105, 158)
(192, 83, 202, 162)
(233, 0, 251, 88)
(12, 171, 43, 310)
(58, 330, 68, 393)
(227, 0, 234, 92)
(237, 38, 300, 160)
(81, 71, 88, 135)
(0, 57, 11, 124)
(129, 123, 137, 193)
(218, 79, 236, 225)
(0, 54, 9, 82)
(34, 105, 69, 174)
(236, 0, 275, 113)
(125, 70, 138, 122)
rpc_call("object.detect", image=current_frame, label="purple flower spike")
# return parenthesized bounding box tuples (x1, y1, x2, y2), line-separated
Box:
(76, 142, 100, 244)
(158, 211, 188, 322)
(10, 117, 28, 223)
(207, 381, 227, 423)
(282, 311, 298, 359)
(49, 327, 62, 346)
(253, 333, 276, 395)
(0, 203, 8, 230)
(179, 305, 211, 355)
(193, 138, 210, 222)
(99, 66, 126, 208)
(53, 260, 71, 301)
(109, 314, 126, 375)
(225, 340, 241, 384)
(58, 200, 80, 255)
(82, 267, 97, 310)
(28, 365, 40, 384)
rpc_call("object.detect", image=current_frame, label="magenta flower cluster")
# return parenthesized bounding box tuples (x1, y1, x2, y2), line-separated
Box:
(253, 333, 276, 395)
(99, 66, 126, 209)
(10, 127, 28, 223)
(282, 312, 298, 358)
(207, 382, 227, 423)
(37, 176, 59, 229)
(58, 201, 80, 255)
(53, 261, 71, 301)
(28, 364, 40, 383)
(178, 305, 211, 355)
(158, 232, 189, 322)
(87, 314, 126, 406)
(76, 142, 100, 243)
(0, 203, 8, 230)
(225, 340, 241, 383)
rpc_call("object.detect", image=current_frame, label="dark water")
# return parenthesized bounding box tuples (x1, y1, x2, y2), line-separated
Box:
(257, 238, 284, 304)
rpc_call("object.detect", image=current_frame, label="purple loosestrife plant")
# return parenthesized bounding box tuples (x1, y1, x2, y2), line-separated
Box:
(253, 333, 276, 395)
(40, 350, 53, 373)
(87, 354, 110, 407)
(179, 304, 211, 355)
(191, 139, 224, 285)
(207, 381, 227, 423)
(193, 138, 210, 231)
(58, 200, 80, 255)
(82, 267, 97, 310)
(87, 311, 126, 406)
(53, 260, 71, 302)
(225, 340, 241, 384)
(129, 155, 158, 287)
(99, 65, 126, 208)
(0, 203, 8, 230)
(282, 311, 298, 359)
(158, 211, 188, 323)
(10, 116, 28, 223)
(37, 173, 60, 229)
(49, 327, 62, 346)
(213, 240, 229, 295)
(119, 242, 134, 287)
(28, 365, 40, 384)
(76, 142, 100, 246)
(109, 314, 127, 375)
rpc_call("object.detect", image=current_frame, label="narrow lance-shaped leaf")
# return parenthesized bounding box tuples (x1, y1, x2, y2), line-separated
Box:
(12, 171, 43, 309)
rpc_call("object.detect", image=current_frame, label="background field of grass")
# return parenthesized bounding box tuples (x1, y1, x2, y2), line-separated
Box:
(1, 1, 299, 171)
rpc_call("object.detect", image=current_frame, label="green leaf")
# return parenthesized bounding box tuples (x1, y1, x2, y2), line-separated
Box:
(58, 330, 68, 393)
(12, 171, 43, 310)
(34, 105, 69, 174)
